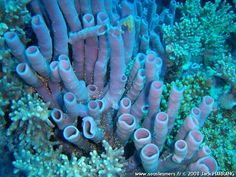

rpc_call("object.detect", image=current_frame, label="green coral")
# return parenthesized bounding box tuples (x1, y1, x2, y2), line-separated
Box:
(7, 93, 52, 135)
(0, 92, 9, 116)
(13, 140, 125, 177)
(202, 110, 236, 172)
(163, 0, 236, 72)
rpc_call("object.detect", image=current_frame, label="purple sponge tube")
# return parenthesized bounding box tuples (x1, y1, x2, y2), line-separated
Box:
(150, 31, 165, 57)
(143, 80, 163, 130)
(120, 15, 135, 64)
(167, 84, 184, 133)
(192, 145, 212, 162)
(102, 27, 126, 110)
(185, 129, 204, 160)
(25, 46, 50, 78)
(175, 115, 199, 141)
(158, 140, 188, 172)
(172, 140, 188, 163)
(31, 15, 52, 60)
(94, 12, 110, 90)
(69, 24, 107, 42)
(88, 100, 101, 122)
(91, 0, 105, 15)
(108, 27, 126, 80)
(189, 107, 201, 120)
(51, 108, 72, 130)
(145, 53, 158, 84)
(198, 96, 214, 128)
(63, 92, 88, 118)
(116, 113, 136, 145)
(58, 0, 81, 32)
(4, 32, 26, 62)
(79, 0, 91, 14)
(16, 63, 41, 88)
(16, 63, 53, 104)
(82, 116, 104, 143)
(63, 125, 92, 152)
(134, 128, 151, 151)
(48, 61, 63, 107)
(140, 19, 148, 36)
(140, 35, 150, 53)
(127, 69, 146, 103)
(153, 112, 168, 151)
(117, 97, 131, 116)
(140, 143, 160, 173)
(87, 84, 99, 99)
(41, 0, 68, 56)
(187, 156, 218, 173)
(58, 57, 88, 102)
(127, 53, 145, 88)
(83, 14, 98, 84)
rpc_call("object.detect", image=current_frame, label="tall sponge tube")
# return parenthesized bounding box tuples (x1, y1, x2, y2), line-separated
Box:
(140, 143, 160, 173)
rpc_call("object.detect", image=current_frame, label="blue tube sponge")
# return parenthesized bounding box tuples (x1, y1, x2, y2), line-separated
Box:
(82, 116, 104, 143)
(31, 15, 52, 60)
(58, 56, 88, 102)
(51, 108, 72, 130)
(133, 128, 151, 151)
(140, 143, 160, 173)
(63, 125, 92, 152)
(116, 113, 136, 145)
(63, 92, 88, 118)
(25, 46, 50, 78)
(4, 32, 26, 62)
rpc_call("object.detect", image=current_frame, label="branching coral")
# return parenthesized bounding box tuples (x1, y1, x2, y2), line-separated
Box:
(202, 110, 236, 171)
(162, 0, 236, 76)
(13, 140, 125, 177)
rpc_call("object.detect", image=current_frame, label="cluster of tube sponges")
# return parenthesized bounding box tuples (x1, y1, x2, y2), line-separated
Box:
(4, 0, 218, 173)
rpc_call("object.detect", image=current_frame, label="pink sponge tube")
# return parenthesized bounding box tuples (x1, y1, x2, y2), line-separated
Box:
(198, 96, 214, 128)
(127, 68, 146, 103)
(167, 84, 184, 133)
(116, 113, 136, 145)
(185, 129, 204, 160)
(172, 140, 188, 163)
(102, 27, 126, 110)
(117, 97, 132, 116)
(31, 15, 52, 60)
(63, 92, 88, 118)
(16, 63, 53, 105)
(134, 128, 151, 151)
(153, 112, 168, 151)
(63, 125, 92, 152)
(91, 0, 105, 15)
(69, 24, 108, 42)
(187, 156, 218, 173)
(25, 46, 50, 78)
(94, 12, 110, 90)
(143, 80, 163, 130)
(79, 0, 91, 14)
(41, 0, 68, 56)
(140, 143, 160, 173)
(175, 115, 199, 141)
(82, 116, 104, 143)
(58, 0, 81, 32)
(51, 108, 73, 130)
(58, 56, 88, 102)
(127, 53, 145, 88)
(158, 140, 188, 172)
(189, 107, 201, 120)
(4, 32, 26, 62)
